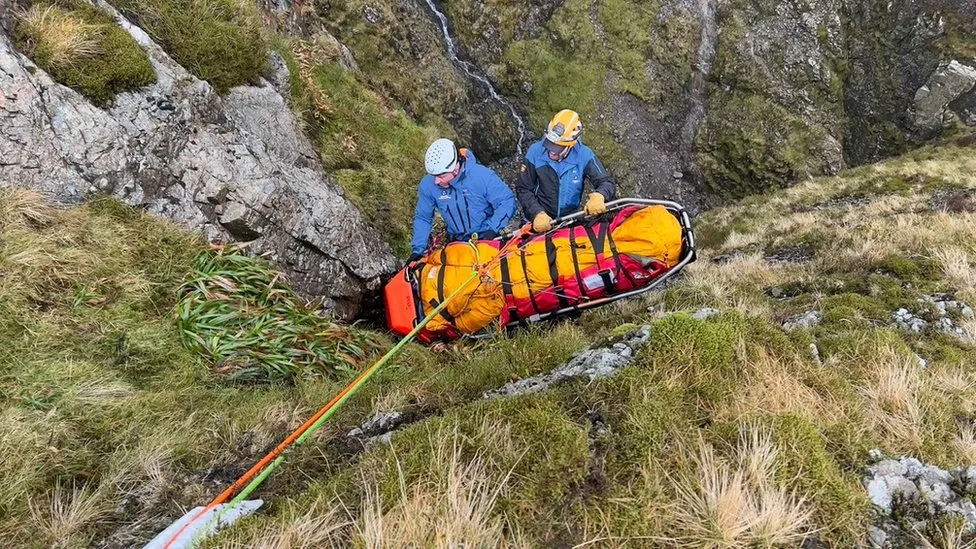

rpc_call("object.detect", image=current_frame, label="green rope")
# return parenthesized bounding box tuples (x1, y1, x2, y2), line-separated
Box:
(189, 265, 484, 546)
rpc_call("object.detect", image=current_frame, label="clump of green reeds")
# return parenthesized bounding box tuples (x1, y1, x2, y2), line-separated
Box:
(176, 246, 380, 382)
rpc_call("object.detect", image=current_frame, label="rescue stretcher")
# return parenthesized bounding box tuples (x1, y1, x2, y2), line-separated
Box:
(384, 198, 697, 342)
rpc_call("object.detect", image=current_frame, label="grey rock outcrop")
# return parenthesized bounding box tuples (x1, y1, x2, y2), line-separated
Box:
(891, 295, 973, 340)
(0, 5, 399, 317)
(864, 455, 976, 546)
(910, 60, 976, 136)
(485, 325, 652, 398)
(783, 311, 822, 332)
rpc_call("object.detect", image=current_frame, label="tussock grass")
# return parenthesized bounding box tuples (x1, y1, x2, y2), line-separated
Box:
(17, 5, 100, 68)
(114, 0, 266, 93)
(860, 345, 926, 453)
(13, 0, 155, 105)
(666, 427, 813, 548)
(353, 428, 513, 547)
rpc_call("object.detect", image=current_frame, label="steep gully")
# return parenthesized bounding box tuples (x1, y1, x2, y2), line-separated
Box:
(422, 0, 529, 156)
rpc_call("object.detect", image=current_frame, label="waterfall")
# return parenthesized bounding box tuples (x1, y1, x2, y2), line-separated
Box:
(422, 0, 529, 157)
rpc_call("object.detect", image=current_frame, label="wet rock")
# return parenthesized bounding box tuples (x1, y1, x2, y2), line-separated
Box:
(783, 311, 822, 332)
(0, 7, 398, 317)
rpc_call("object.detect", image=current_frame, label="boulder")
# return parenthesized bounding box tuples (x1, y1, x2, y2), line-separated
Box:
(0, 5, 399, 318)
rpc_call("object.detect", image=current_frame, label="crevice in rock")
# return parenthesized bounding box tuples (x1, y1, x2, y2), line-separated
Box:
(678, 0, 717, 184)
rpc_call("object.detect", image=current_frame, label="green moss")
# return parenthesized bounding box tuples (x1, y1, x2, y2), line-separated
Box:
(114, 0, 266, 93)
(754, 414, 869, 544)
(871, 254, 944, 284)
(639, 313, 741, 409)
(938, 12, 976, 60)
(697, 92, 830, 198)
(599, 0, 656, 100)
(821, 293, 889, 329)
(647, 8, 699, 102)
(13, 0, 155, 105)
(764, 228, 829, 261)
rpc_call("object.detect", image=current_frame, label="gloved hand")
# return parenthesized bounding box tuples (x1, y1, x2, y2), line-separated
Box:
(584, 192, 607, 216)
(532, 211, 553, 233)
(407, 252, 424, 265)
(476, 229, 498, 240)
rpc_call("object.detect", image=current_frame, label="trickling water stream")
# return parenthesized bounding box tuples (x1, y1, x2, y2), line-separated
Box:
(422, 0, 529, 156)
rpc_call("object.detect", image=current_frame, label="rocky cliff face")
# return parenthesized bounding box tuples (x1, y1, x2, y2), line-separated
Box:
(0, 1, 399, 317)
(280, 0, 975, 213)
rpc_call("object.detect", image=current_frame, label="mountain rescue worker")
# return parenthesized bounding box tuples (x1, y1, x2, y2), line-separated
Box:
(516, 109, 616, 233)
(408, 138, 517, 263)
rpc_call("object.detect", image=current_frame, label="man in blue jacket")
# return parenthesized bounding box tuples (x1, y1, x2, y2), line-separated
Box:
(408, 138, 517, 263)
(516, 109, 616, 233)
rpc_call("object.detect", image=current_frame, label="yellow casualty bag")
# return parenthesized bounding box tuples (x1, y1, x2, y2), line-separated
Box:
(417, 241, 505, 334)
(397, 204, 685, 341)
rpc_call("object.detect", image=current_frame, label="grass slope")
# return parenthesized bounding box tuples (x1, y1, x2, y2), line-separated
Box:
(12, 0, 155, 105)
(1, 137, 975, 547)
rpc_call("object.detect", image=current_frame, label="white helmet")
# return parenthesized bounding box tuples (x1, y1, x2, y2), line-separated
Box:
(424, 138, 459, 175)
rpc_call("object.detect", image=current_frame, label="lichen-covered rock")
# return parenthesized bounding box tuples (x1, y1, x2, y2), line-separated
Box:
(0, 5, 399, 317)
(891, 295, 973, 340)
(484, 325, 652, 398)
(864, 455, 976, 546)
(783, 311, 823, 332)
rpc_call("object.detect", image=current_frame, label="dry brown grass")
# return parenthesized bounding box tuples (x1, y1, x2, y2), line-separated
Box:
(28, 484, 109, 548)
(17, 5, 102, 69)
(246, 503, 349, 549)
(953, 422, 976, 465)
(722, 345, 840, 423)
(351, 425, 516, 548)
(935, 246, 976, 302)
(860, 346, 925, 454)
(665, 426, 813, 548)
(667, 253, 786, 319)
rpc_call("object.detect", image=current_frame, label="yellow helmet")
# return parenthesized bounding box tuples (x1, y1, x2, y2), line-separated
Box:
(544, 109, 582, 149)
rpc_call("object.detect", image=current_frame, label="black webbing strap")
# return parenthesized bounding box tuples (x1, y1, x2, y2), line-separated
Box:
(499, 256, 513, 297)
(545, 233, 569, 308)
(433, 248, 455, 324)
(499, 255, 519, 320)
(517, 244, 542, 314)
(606, 231, 637, 288)
(583, 222, 616, 292)
(428, 299, 456, 323)
(568, 229, 586, 299)
(436, 248, 448, 302)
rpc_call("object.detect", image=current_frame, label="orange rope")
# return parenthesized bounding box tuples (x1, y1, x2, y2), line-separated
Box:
(161, 224, 532, 548)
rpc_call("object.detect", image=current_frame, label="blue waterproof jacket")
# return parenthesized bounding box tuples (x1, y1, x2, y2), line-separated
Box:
(410, 149, 516, 255)
(516, 138, 615, 219)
